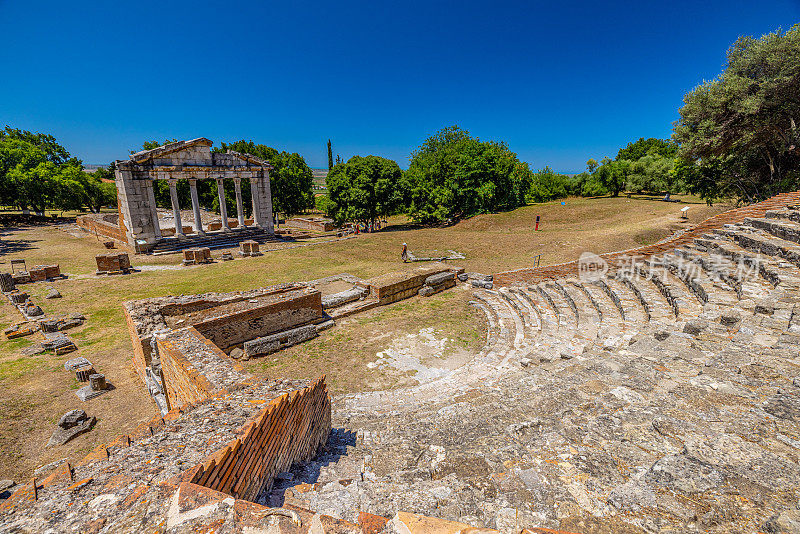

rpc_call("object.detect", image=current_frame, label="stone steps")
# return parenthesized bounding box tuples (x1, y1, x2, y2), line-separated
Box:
(149, 228, 282, 254)
(271, 193, 800, 531)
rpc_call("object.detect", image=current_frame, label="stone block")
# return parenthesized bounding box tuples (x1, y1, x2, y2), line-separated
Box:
(95, 252, 131, 273)
(4, 322, 37, 339)
(9, 292, 29, 304)
(28, 267, 47, 282)
(322, 287, 369, 309)
(11, 272, 30, 284)
(44, 288, 61, 299)
(30, 265, 60, 279)
(425, 271, 455, 286)
(243, 324, 319, 357)
(47, 410, 95, 447)
(0, 272, 15, 292)
(240, 240, 260, 256)
(182, 248, 211, 265)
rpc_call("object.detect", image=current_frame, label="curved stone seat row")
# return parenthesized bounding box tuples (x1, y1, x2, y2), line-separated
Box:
(255, 203, 800, 532)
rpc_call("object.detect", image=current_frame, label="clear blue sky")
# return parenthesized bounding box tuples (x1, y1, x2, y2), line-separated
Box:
(1, 1, 798, 172)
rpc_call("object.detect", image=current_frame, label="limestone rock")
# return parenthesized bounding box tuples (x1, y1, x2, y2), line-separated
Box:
(644, 454, 724, 494)
(58, 409, 88, 429)
(469, 279, 493, 289)
(654, 331, 670, 341)
(683, 319, 707, 335)
(720, 311, 741, 326)
(45, 288, 62, 299)
(763, 507, 800, 534)
(230, 347, 244, 360)
(47, 411, 95, 447)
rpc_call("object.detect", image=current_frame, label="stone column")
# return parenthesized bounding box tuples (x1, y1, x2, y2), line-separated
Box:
(188, 179, 205, 236)
(233, 178, 245, 228)
(147, 179, 162, 240)
(262, 168, 275, 233)
(217, 178, 231, 232)
(249, 174, 263, 228)
(168, 179, 185, 238)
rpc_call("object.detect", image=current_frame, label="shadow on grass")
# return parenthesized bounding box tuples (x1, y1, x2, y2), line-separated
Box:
(0, 235, 39, 256)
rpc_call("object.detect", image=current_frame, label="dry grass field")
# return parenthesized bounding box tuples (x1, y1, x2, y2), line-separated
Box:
(0, 194, 731, 482)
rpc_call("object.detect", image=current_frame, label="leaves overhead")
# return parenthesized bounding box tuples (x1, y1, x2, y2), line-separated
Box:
(674, 24, 800, 202)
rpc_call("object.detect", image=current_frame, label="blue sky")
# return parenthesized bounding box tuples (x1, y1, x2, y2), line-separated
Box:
(1, 1, 798, 172)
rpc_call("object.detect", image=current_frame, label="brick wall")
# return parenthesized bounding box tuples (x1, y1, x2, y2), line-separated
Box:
(193, 291, 323, 349)
(76, 214, 128, 246)
(188, 376, 331, 501)
(157, 329, 221, 409)
(123, 305, 150, 384)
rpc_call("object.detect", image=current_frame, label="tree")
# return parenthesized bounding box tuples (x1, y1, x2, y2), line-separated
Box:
(527, 166, 570, 203)
(327, 139, 333, 171)
(218, 140, 314, 218)
(404, 126, 532, 224)
(326, 155, 403, 228)
(586, 159, 599, 173)
(674, 25, 800, 202)
(596, 157, 629, 197)
(617, 138, 677, 161)
(628, 153, 677, 197)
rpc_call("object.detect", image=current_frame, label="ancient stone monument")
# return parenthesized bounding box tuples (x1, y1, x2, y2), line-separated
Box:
(113, 138, 275, 252)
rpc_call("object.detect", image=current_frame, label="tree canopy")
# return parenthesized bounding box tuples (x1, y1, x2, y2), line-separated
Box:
(403, 126, 532, 224)
(218, 140, 314, 218)
(617, 137, 677, 161)
(325, 155, 403, 228)
(0, 127, 115, 214)
(674, 24, 800, 203)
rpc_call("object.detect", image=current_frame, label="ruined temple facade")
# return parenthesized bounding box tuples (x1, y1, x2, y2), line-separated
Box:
(114, 138, 274, 251)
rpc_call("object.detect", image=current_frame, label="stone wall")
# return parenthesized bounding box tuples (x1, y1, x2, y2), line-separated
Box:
(157, 328, 247, 410)
(193, 290, 323, 349)
(364, 262, 464, 304)
(123, 284, 323, 411)
(75, 213, 128, 247)
(286, 217, 335, 232)
(188, 377, 331, 501)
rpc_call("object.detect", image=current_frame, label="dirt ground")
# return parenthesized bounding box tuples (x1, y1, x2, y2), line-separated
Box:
(0, 194, 731, 482)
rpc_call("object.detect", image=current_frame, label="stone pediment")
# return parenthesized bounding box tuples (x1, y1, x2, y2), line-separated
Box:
(121, 138, 272, 170)
(129, 138, 213, 163)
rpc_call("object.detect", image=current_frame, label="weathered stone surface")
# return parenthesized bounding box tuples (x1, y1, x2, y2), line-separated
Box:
(44, 288, 61, 299)
(425, 271, 455, 287)
(58, 409, 87, 429)
(644, 454, 724, 493)
(683, 318, 707, 335)
(64, 357, 92, 371)
(244, 324, 318, 357)
(47, 412, 95, 447)
(418, 286, 434, 297)
(9, 291, 28, 304)
(0, 272, 15, 292)
(322, 287, 368, 309)
(230, 347, 244, 360)
(720, 310, 741, 326)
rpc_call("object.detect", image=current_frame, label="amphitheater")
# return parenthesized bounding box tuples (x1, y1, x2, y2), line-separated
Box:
(3, 193, 800, 533)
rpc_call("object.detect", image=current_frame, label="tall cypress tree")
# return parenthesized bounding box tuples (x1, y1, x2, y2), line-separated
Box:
(327, 139, 333, 171)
